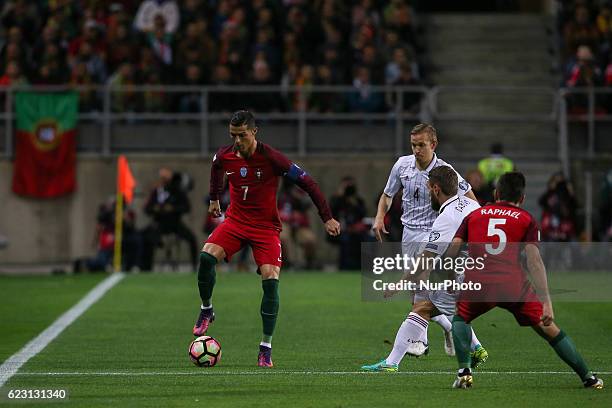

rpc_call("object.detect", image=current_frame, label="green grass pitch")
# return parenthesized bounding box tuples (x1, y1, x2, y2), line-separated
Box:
(0, 272, 610, 407)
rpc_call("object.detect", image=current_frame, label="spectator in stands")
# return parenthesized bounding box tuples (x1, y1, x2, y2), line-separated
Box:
(539, 172, 578, 242)
(134, 0, 180, 34)
(383, 0, 418, 50)
(68, 20, 107, 65)
(180, 0, 210, 27)
(146, 14, 174, 67)
(311, 64, 344, 113)
(33, 41, 68, 85)
(249, 57, 281, 112)
(359, 45, 385, 84)
(176, 21, 216, 81)
(478, 143, 514, 187)
(252, 28, 280, 79)
(209, 64, 234, 112)
(599, 169, 612, 241)
(32, 22, 58, 57)
(107, 24, 137, 74)
(142, 167, 198, 271)
(565, 45, 603, 111)
(0, 0, 425, 111)
(1, 41, 28, 78)
(352, 0, 382, 29)
(278, 180, 318, 269)
(179, 64, 204, 113)
(142, 70, 165, 112)
(295, 64, 315, 112)
(108, 62, 139, 112)
(347, 66, 384, 113)
(1, 0, 39, 44)
(218, 20, 248, 83)
(2, 26, 28, 66)
(465, 169, 494, 206)
(563, 5, 600, 58)
(70, 61, 97, 112)
(73, 41, 107, 84)
(330, 176, 369, 270)
(597, 3, 612, 56)
(0, 61, 27, 86)
(107, 3, 132, 44)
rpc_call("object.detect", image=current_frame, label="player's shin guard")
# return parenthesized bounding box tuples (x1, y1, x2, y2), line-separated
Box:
(452, 315, 472, 369)
(197, 252, 217, 307)
(261, 278, 279, 343)
(549, 330, 592, 381)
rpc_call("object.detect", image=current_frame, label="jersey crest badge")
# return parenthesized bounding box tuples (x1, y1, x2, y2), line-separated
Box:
(256, 168, 262, 180)
(428, 231, 440, 242)
(459, 180, 469, 191)
(240, 167, 248, 178)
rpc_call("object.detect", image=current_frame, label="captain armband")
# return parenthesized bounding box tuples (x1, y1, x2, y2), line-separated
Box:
(286, 163, 307, 181)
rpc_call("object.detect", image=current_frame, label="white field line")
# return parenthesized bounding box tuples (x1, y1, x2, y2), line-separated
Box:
(12, 370, 612, 377)
(0, 273, 125, 387)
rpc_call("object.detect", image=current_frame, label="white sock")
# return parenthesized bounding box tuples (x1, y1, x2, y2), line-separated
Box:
(260, 342, 272, 348)
(386, 312, 429, 366)
(201, 304, 213, 310)
(431, 314, 452, 332)
(470, 328, 481, 351)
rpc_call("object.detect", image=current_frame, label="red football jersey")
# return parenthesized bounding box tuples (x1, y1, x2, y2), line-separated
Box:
(454, 202, 540, 282)
(209, 142, 332, 231)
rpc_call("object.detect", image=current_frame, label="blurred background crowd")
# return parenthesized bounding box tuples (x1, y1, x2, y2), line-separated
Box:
(0, 0, 425, 113)
(558, 0, 612, 111)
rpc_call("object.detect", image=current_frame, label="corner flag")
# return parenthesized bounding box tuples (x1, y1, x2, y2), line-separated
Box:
(113, 155, 136, 272)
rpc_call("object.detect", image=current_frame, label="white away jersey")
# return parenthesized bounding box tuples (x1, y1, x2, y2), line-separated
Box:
(424, 195, 480, 255)
(383, 153, 472, 230)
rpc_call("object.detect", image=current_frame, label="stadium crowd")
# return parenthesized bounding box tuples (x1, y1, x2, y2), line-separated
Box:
(0, 0, 425, 113)
(558, 0, 612, 111)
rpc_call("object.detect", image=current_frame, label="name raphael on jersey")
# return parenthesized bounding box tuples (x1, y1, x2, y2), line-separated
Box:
(479, 207, 521, 219)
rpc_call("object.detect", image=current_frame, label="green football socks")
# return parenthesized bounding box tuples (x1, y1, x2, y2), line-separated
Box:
(549, 330, 592, 381)
(197, 252, 217, 307)
(452, 315, 473, 369)
(261, 279, 279, 343)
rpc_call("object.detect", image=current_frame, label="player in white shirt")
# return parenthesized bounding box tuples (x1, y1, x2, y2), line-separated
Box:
(373, 124, 473, 353)
(363, 125, 487, 371)
(363, 165, 488, 371)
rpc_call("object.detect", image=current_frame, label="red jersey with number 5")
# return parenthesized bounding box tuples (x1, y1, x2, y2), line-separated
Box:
(209, 142, 332, 231)
(454, 202, 540, 282)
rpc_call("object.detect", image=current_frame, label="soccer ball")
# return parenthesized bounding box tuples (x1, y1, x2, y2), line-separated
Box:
(188, 336, 222, 367)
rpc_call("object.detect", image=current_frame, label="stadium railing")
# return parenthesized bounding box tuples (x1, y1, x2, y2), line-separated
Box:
(0, 85, 609, 166)
(0, 85, 429, 158)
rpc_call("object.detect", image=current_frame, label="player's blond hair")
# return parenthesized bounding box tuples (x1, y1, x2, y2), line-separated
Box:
(410, 123, 438, 144)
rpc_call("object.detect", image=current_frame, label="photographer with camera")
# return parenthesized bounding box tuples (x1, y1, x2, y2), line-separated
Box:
(539, 172, 578, 242)
(141, 167, 198, 271)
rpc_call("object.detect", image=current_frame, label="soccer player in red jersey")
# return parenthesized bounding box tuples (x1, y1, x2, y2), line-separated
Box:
(192, 110, 341, 367)
(450, 172, 603, 389)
